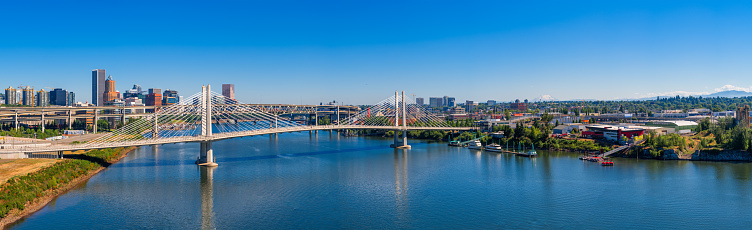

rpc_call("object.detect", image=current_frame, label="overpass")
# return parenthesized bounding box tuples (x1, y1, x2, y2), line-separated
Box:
(0, 86, 476, 166)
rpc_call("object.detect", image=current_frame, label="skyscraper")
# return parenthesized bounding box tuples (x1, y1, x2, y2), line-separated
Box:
(50, 88, 68, 106)
(446, 97, 456, 107)
(416, 97, 424, 105)
(429, 97, 443, 108)
(222, 84, 235, 100)
(22, 86, 35, 106)
(67, 92, 75, 106)
(36, 89, 49, 107)
(92, 69, 106, 106)
(162, 89, 179, 105)
(4, 86, 16, 105)
(146, 88, 162, 107)
(104, 75, 118, 104)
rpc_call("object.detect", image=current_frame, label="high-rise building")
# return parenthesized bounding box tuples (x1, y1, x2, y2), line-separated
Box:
(103, 75, 118, 104)
(50, 88, 68, 106)
(36, 89, 49, 107)
(4, 86, 16, 105)
(465, 100, 476, 111)
(145, 88, 162, 107)
(162, 89, 179, 105)
(67, 92, 75, 106)
(429, 97, 443, 108)
(487, 100, 496, 106)
(123, 84, 143, 99)
(446, 97, 456, 107)
(92, 69, 106, 106)
(416, 97, 424, 105)
(222, 84, 235, 100)
(22, 86, 35, 106)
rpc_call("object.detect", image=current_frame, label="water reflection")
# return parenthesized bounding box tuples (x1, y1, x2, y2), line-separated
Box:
(199, 166, 215, 230)
(393, 149, 409, 219)
(394, 150, 408, 197)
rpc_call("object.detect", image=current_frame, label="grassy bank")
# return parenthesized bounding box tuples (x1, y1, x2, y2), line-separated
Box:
(0, 147, 131, 220)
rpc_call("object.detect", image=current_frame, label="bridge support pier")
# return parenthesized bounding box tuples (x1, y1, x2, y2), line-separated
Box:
(390, 130, 411, 149)
(197, 141, 218, 167)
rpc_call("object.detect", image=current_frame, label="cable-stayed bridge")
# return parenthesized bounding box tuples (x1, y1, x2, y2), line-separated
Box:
(1, 86, 476, 166)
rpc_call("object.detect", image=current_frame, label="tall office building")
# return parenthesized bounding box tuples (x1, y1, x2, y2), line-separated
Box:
(4, 86, 16, 105)
(92, 69, 106, 106)
(22, 86, 35, 106)
(67, 92, 75, 106)
(222, 84, 235, 100)
(162, 89, 179, 105)
(104, 75, 118, 104)
(466, 100, 476, 111)
(416, 97, 424, 105)
(429, 97, 443, 108)
(487, 100, 496, 106)
(36, 89, 49, 107)
(50, 88, 68, 106)
(446, 97, 456, 107)
(123, 84, 143, 99)
(146, 88, 162, 106)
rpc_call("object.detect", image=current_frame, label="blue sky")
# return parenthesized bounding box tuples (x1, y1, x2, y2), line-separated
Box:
(1, 0, 752, 104)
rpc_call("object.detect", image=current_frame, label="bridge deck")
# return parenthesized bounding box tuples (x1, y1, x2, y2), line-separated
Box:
(1, 125, 476, 154)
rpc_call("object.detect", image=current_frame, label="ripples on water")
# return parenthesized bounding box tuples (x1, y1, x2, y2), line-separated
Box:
(10, 132, 752, 229)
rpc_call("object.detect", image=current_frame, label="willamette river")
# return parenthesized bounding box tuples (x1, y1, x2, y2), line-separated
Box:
(10, 131, 752, 229)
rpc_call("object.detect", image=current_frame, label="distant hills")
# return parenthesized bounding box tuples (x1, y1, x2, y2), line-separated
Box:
(704, 90, 752, 98)
(537, 90, 752, 103)
(635, 90, 752, 101)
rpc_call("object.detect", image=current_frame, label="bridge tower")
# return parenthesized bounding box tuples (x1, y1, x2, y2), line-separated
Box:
(197, 85, 218, 167)
(390, 91, 411, 149)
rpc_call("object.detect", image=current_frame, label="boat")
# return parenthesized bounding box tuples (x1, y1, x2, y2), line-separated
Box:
(467, 140, 483, 150)
(448, 140, 462, 147)
(485, 143, 503, 152)
(601, 161, 614, 166)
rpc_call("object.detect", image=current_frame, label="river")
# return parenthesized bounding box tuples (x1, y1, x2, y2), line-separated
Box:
(10, 131, 752, 229)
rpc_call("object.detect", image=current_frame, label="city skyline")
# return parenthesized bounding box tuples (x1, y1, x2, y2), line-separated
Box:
(2, 1, 752, 105)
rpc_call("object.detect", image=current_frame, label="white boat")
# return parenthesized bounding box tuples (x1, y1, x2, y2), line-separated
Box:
(485, 143, 503, 152)
(467, 140, 483, 150)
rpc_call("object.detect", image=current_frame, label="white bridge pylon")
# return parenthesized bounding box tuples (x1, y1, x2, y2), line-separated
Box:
(19, 86, 473, 161)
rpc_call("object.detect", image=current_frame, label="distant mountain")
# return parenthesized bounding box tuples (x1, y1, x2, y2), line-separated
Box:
(535, 95, 557, 102)
(703, 90, 752, 98)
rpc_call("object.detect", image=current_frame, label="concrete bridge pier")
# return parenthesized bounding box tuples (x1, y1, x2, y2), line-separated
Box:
(390, 130, 411, 149)
(197, 141, 218, 167)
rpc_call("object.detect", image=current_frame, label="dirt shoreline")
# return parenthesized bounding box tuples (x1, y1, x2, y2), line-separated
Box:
(0, 147, 137, 229)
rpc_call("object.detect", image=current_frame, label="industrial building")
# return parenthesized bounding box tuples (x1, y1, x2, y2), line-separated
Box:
(510, 99, 527, 111)
(582, 124, 644, 142)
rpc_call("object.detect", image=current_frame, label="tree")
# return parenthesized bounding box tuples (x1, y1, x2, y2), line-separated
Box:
(97, 119, 110, 132)
(319, 116, 331, 125)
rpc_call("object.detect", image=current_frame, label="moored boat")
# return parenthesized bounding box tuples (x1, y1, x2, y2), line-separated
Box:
(485, 143, 503, 152)
(467, 140, 483, 150)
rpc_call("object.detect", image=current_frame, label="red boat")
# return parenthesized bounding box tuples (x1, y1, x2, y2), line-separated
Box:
(601, 161, 614, 166)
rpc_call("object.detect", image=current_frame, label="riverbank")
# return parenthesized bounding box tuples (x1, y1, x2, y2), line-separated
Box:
(0, 147, 136, 228)
(612, 146, 752, 162)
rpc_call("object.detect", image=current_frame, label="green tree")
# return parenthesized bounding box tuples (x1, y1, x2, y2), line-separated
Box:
(97, 119, 110, 132)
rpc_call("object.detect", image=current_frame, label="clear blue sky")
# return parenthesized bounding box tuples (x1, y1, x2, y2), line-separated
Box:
(2, 0, 752, 105)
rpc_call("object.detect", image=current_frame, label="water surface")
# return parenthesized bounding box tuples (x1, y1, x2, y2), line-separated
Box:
(11, 132, 752, 229)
